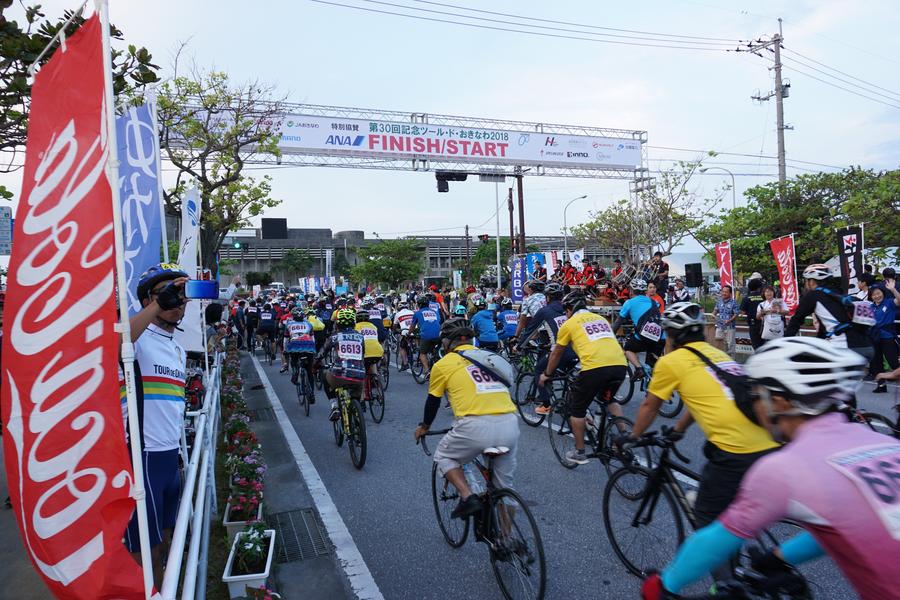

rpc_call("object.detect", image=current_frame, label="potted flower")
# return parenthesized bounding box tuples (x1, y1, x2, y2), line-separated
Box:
(222, 522, 277, 599)
(223, 477, 264, 543)
(245, 585, 281, 600)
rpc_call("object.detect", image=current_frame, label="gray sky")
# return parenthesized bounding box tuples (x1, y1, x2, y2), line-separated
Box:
(2, 0, 898, 249)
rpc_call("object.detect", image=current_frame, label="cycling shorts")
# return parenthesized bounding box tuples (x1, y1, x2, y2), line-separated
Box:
(624, 336, 665, 358)
(125, 449, 180, 551)
(419, 337, 440, 355)
(257, 328, 276, 341)
(364, 357, 381, 369)
(568, 365, 627, 419)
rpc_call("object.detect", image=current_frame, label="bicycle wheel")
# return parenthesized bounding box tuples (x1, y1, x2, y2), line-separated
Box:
(297, 370, 310, 417)
(411, 353, 426, 384)
(488, 488, 547, 600)
(614, 366, 635, 405)
(602, 466, 685, 578)
(379, 356, 391, 391)
(346, 398, 367, 469)
(431, 463, 469, 547)
(369, 375, 385, 424)
(861, 411, 899, 438)
(657, 391, 683, 419)
(599, 416, 643, 484)
(547, 397, 578, 470)
(333, 415, 344, 447)
(514, 372, 545, 427)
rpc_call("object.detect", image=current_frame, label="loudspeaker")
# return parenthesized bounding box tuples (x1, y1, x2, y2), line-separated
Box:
(261, 218, 288, 239)
(685, 263, 703, 287)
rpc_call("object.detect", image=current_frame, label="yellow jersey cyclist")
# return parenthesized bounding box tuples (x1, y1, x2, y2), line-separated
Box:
(414, 318, 520, 520)
(354, 308, 385, 379)
(642, 337, 900, 600)
(621, 302, 778, 532)
(538, 290, 629, 466)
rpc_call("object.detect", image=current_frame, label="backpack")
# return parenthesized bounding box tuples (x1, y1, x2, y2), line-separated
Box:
(634, 299, 663, 343)
(681, 345, 759, 426)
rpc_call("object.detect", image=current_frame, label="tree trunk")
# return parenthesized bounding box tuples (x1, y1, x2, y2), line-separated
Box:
(200, 225, 223, 272)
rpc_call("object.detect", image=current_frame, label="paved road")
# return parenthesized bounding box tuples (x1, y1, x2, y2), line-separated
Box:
(257, 353, 898, 600)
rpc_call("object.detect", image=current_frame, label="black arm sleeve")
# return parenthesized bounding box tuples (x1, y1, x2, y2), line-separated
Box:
(519, 307, 546, 341)
(784, 292, 817, 337)
(422, 394, 442, 427)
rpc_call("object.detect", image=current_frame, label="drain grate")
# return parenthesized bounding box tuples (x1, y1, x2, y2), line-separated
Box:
(266, 509, 332, 563)
(248, 407, 275, 422)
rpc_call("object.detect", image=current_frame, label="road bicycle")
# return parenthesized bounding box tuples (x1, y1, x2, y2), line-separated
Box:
(411, 338, 444, 384)
(545, 373, 643, 481)
(679, 566, 812, 600)
(262, 334, 275, 366)
(363, 366, 386, 424)
(289, 353, 315, 417)
(419, 430, 546, 600)
(843, 388, 899, 439)
(378, 352, 391, 392)
(601, 430, 809, 598)
(332, 386, 367, 469)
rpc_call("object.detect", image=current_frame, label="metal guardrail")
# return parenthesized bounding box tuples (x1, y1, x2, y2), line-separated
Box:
(159, 353, 223, 600)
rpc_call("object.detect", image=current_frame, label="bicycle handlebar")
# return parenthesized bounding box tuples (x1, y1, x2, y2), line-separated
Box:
(417, 429, 451, 457)
(631, 429, 691, 464)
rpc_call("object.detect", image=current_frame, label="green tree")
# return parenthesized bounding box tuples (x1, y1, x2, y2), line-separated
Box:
(0, 3, 159, 198)
(273, 248, 314, 282)
(333, 252, 352, 279)
(351, 239, 424, 288)
(157, 67, 284, 269)
(696, 167, 899, 279)
(244, 271, 273, 287)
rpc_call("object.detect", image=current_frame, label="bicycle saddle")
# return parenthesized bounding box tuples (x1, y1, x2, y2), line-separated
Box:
(483, 446, 510, 457)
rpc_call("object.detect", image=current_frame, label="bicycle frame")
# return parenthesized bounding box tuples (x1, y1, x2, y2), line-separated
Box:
(629, 445, 701, 531)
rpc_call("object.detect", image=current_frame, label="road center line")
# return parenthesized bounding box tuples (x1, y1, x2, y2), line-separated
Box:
(251, 355, 384, 600)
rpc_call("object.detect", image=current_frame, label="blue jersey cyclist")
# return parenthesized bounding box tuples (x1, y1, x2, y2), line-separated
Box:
(283, 308, 317, 395)
(469, 295, 501, 351)
(412, 295, 443, 376)
(611, 278, 666, 381)
(317, 308, 367, 422)
(497, 297, 519, 341)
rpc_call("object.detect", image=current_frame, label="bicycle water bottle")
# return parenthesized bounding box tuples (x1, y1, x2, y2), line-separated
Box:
(462, 463, 485, 495)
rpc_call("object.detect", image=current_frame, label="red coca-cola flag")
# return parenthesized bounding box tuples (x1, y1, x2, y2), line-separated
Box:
(1, 15, 145, 599)
(770, 234, 800, 314)
(714, 241, 733, 288)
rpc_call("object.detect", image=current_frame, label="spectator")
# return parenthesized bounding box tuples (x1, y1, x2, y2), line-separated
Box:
(649, 251, 669, 291)
(233, 299, 246, 349)
(740, 277, 765, 349)
(533, 260, 548, 282)
(610, 258, 623, 282)
(757, 285, 788, 344)
(672, 278, 691, 302)
(882, 267, 896, 288)
(855, 273, 875, 300)
(713, 284, 739, 356)
(870, 281, 900, 393)
(646, 281, 666, 314)
(123, 264, 189, 588)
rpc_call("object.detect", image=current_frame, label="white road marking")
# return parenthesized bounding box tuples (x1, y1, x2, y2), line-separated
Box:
(251, 355, 384, 600)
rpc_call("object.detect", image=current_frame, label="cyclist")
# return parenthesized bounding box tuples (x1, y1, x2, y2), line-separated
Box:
(304, 307, 326, 352)
(497, 297, 519, 343)
(355, 308, 385, 382)
(413, 318, 520, 519)
(538, 290, 628, 464)
(245, 299, 259, 351)
(513, 279, 547, 338)
(453, 302, 469, 319)
(317, 298, 334, 335)
(470, 295, 501, 351)
(393, 302, 415, 371)
(622, 302, 778, 531)
(283, 308, 317, 397)
(610, 278, 664, 382)
(641, 337, 899, 600)
(257, 302, 278, 359)
(317, 308, 366, 422)
(411, 296, 442, 377)
(785, 263, 873, 359)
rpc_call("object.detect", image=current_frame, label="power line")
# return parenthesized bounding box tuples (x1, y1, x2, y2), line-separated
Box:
(409, 0, 741, 43)
(782, 48, 900, 98)
(781, 56, 900, 104)
(309, 0, 736, 51)
(786, 64, 900, 110)
(646, 145, 844, 169)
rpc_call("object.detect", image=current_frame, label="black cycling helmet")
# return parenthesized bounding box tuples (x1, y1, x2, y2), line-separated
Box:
(544, 281, 564, 300)
(500, 297, 513, 308)
(356, 309, 371, 322)
(417, 296, 430, 308)
(562, 290, 587, 312)
(473, 294, 487, 309)
(525, 279, 545, 293)
(137, 263, 189, 302)
(440, 317, 475, 344)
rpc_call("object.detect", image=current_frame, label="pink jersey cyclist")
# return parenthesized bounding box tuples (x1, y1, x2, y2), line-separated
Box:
(720, 413, 900, 600)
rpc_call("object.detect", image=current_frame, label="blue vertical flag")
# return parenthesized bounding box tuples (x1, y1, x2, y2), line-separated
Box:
(511, 257, 526, 303)
(525, 252, 544, 278)
(117, 103, 162, 316)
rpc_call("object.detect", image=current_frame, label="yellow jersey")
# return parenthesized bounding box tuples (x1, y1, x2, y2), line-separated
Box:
(428, 344, 516, 418)
(648, 342, 777, 454)
(354, 322, 384, 359)
(556, 310, 627, 371)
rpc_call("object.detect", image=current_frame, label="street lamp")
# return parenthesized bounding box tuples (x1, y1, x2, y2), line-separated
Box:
(563, 195, 588, 260)
(699, 166, 736, 209)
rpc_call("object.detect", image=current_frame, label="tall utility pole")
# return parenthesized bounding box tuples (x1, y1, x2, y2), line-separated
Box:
(507, 187, 515, 254)
(516, 170, 526, 257)
(741, 19, 788, 198)
(464, 224, 471, 284)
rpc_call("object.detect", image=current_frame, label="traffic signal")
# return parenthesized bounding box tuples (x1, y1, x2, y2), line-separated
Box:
(232, 241, 242, 249)
(478, 234, 490, 243)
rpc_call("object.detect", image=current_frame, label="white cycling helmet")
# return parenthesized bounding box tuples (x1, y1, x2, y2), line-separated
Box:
(630, 278, 648, 291)
(802, 263, 833, 281)
(744, 337, 866, 416)
(661, 302, 705, 330)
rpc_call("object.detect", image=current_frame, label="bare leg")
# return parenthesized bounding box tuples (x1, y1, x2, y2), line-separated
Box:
(570, 416, 586, 451)
(444, 467, 472, 499)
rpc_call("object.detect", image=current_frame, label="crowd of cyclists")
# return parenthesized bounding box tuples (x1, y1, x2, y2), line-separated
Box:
(222, 258, 899, 600)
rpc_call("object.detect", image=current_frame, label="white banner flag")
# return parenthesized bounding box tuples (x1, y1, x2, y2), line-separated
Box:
(325, 248, 333, 278)
(569, 248, 585, 269)
(175, 187, 204, 352)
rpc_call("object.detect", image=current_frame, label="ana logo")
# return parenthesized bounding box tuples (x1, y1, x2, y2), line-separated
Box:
(518, 133, 530, 146)
(326, 135, 365, 147)
(842, 234, 857, 252)
(566, 151, 589, 158)
(545, 137, 558, 146)
(617, 143, 625, 150)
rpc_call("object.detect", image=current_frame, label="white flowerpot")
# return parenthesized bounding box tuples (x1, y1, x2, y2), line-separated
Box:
(222, 529, 276, 599)
(222, 499, 264, 545)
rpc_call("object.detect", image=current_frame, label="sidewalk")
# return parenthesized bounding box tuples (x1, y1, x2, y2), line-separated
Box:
(238, 353, 351, 600)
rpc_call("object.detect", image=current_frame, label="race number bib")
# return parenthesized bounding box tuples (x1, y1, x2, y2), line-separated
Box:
(640, 321, 662, 342)
(553, 315, 568, 330)
(582, 319, 613, 341)
(852, 301, 877, 326)
(261, 313, 272, 321)
(337, 340, 363, 361)
(359, 326, 378, 340)
(423, 310, 438, 322)
(828, 444, 900, 539)
(504, 313, 518, 325)
(466, 365, 507, 394)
